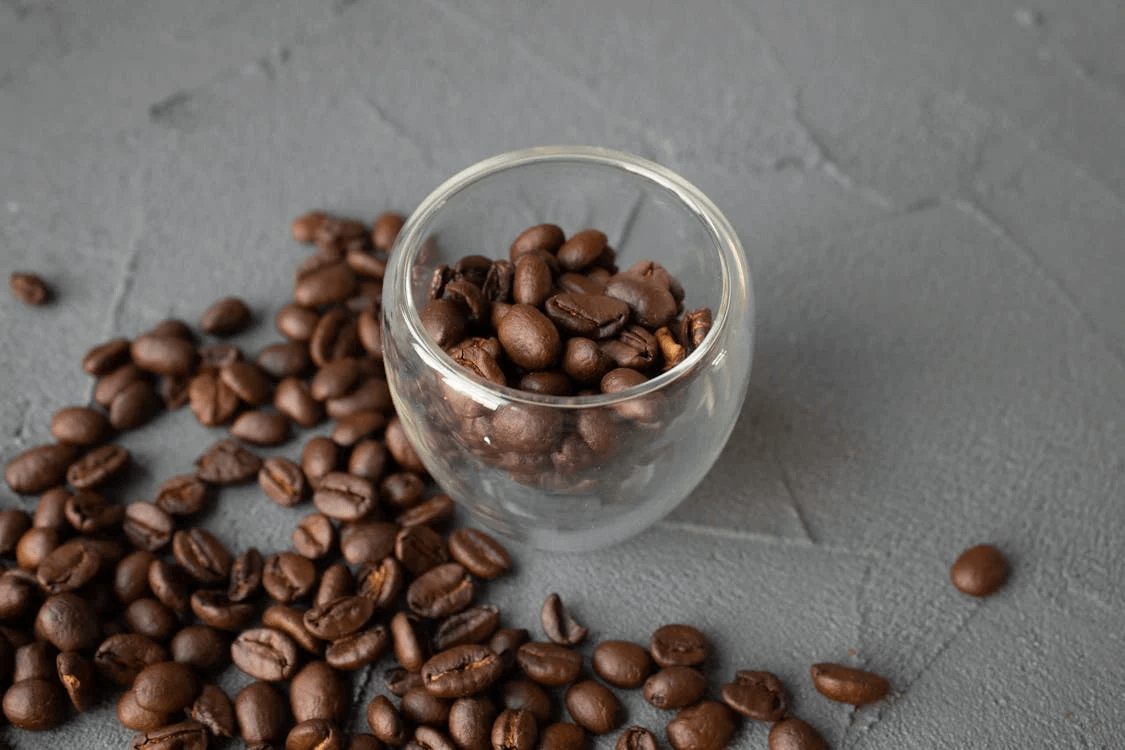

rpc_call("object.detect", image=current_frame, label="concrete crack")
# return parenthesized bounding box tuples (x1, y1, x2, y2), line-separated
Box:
(359, 96, 441, 173)
(655, 519, 884, 560)
(773, 440, 816, 544)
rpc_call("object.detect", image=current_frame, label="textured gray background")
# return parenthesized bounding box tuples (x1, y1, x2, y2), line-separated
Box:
(2, 1, 1124, 748)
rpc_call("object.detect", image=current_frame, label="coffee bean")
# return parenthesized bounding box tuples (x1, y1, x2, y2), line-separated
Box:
(84, 337, 132, 376)
(5, 443, 77, 494)
(601, 326, 660, 372)
(433, 606, 500, 652)
(348, 245, 389, 280)
(402, 686, 451, 726)
(35, 592, 100, 651)
(592, 641, 651, 690)
(643, 666, 707, 710)
(292, 211, 327, 243)
(396, 524, 448, 576)
(274, 377, 322, 428)
(34, 538, 100, 594)
(370, 210, 405, 251)
(171, 625, 230, 672)
(9, 271, 50, 305)
(191, 589, 256, 631)
(650, 624, 709, 668)
(356, 556, 404, 607)
(488, 628, 529, 671)
(3, 678, 68, 730)
(0, 571, 35, 621)
(160, 373, 191, 409)
(64, 490, 124, 533)
(262, 605, 323, 655)
(231, 410, 291, 446)
(368, 694, 409, 745)
(236, 681, 291, 745)
(195, 439, 262, 484)
(221, 360, 274, 405)
(768, 718, 827, 750)
(421, 644, 503, 699)
(615, 727, 657, 750)
(110, 379, 162, 430)
(381, 472, 425, 510)
(146, 318, 195, 341)
(327, 377, 393, 420)
(540, 594, 587, 647)
(500, 680, 551, 725)
(332, 409, 387, 446)
(34, 486, 71, 528)
(126, 597, 179, 641)
(511, 253, 553, 308)
(304, 595, 375, 640)
(117, 688, 170, 731)
(314, 472, 377, 521)
(720, 670, 787, 722)
(342, 522, 398, 566)
(133, 661, 201, 713)
(492, 708, 538, 750)
(348, 439, 389, 482)
(228, 546, 264, 602)
(326, 625, 389, 671)
(497, 304, 561, 370)
(951, 543, 1009, 597)
(518, 371, 573, 396)
(187, 683, 236, 738)
(351, 733, 384, 750)
(517, 642, 582, 687)
(56, 650, 96, 712)
(398, 493, 455, 529)
(311, 358, 362, 401)
(259, 342, 313, 380)
(539, 723, 587, 750)
(276, 303, 320, 343)
(809, 663, 890, 706)
(0, 510, 29, 559)
(490, 404, 564, 455)
(309, 307, 360, 366)
(48, 406, 108, 447)
(408, 563, 474, 619)
(666, 701, 736, 750)
(94, 362, 144, 409)
(603, 274, 677, 329)
(679, 308, 712, 351)
(302, 436, 340, 489)
(16, 526, 60, 569)
(386, 416, 427, 474)
(290, 660, 348, 723)
(122, 502, 174, 552)
(154, 475, 210, 516)
(94, 633, 169, 685)
(287, 719, 343, 750)
(148, 559, 193, 612)
(509, 224, 564, 261)
(295, 261, 357, 308)
(449, 696, 497, 750)
(564, 680, 623, 735)
(131, 334, 198, 376)
(14, 641, 56, 682)
(113, 550, 156, 604)
(358, 307, 384, 358)
(200, 296, 252, 336)
(263, 552, 317, 603)
(198, 342, 242, 372)
(316, 563, 354, 607)
(173, 528, 232, 585)
(189, 372, 240, 426)
(232, 628, 300, 681)
(391, 611, 427, 673)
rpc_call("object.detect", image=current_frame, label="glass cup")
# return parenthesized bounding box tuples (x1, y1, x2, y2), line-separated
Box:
(383, 146, 753, 551)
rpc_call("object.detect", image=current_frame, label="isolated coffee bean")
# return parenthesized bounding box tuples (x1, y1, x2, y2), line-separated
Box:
(94, 633, 169, 685)
(408, 563, 474, 619)
(262, 605, 323, 655)
(83, 337, 132, 376)
(50, 406, 109, 446)
(171, 625, 230, 672)
(290, 660, 348, 723)
(133, 661, 201, 714)
(517, 642, 582, 687)
(259, 342, 313, 380)
(721, 670, 787, 721)
(191, 590, 256, 631)
(200, 296, 252, 335)
(35, 592, 100, 651)
(236, 681, 291, 745)
(173, 528, 232, 585)
(500, 680, 551, 725)
(131, 334, 199, 376)
(809, 663, 890, 706)
(231, 410, 291, 446)
(422, 644, 503, 698)
(951, 544, 1009, 597)
(123, 502, 174, 552)
(195, 439, 262, 484)
(768, 718, 827, 750)
(402, 686, 451, 726)
(342, 522, 398, 566)
(5, 443, 77, 494)
(126, 597, 179, 641)
(539, 723, 587, 750)
(326, 625, 389, 671)
(190, 683, 237, 738)
(263, 552, 317, 603)
(155, 475, 210, 516)
(541, 593, 587, 647)
(57, 651, 97, 712)
(232, 628, 300, 681)
(498, 304, 561, 370)
(592, 641, 651, 690)
(492, 708, 539, 750)
(3, 678, 68, 730)
(314, 472, 377, 521)
(650, 624, 709, 668)
(449, 695, 497, 750)
(643, 666, 707, 710)
(368, 694, 409, 745)
(616, 727, 658, 750)
(666, 701, 736, 750)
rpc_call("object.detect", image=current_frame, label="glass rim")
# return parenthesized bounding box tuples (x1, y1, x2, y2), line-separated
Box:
(386, 145, 752, 409)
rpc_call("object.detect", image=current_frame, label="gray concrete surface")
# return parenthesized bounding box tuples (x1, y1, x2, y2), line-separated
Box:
(2, 0, 1124, 747)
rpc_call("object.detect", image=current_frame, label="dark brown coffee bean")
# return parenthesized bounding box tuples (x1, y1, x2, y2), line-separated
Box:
(653, 326, 686, 371)
(9, 271, 50, 305)
(650, 625, 709, 668)
(509, 224, 564, 261)
(221, 361, 273, 406)
(395, 524, 448, 577)
(198, 342, 242, 372)
(146, 318, 195, 341)
(14, 641, 56, 682)
(327, 377, 393, 420)
(517, 642, 582, 687)
(497, 304, 561, 370)
(3, 678, 67, 730)
(263, 552, 317, 603)
(295, 261, 357, 308)
(368, 694, 408, 745)
(402, 686, 451, 726)
(555, 230, 606, 272)
(768, 718, 827, 750)
(223, 547, 264, 603)
(391, 611, 427, 673)
(34, 592, 100, 650)
(490, 404, 564, 455)
(448, 696, 496, 750)
(433, 606, 500, 652)
(188, 683, 236, 738)
(310, 308, 361, 366)
(237, 681, 291, 745)
(0, 570, 35, 621)
(408, 563, 474, 619)
(113, 550, 156, 604)
(720, 670, 787, 722)
(601, 327, 660, 372)
(171, 625, 230, 672)
(110, 378, 161, 430)
(273, 377, 321, 428)
(679, 307, 712, 352)
(262, 605, 323, 655)
(316, 563, 354, 607)
(173, 528, 232, 585)
(15, 526, 58, 569)
(492, 708, 538, 750)
(290, 660, 347, 723)
(445, 280, 491, 325)
(332, 409, 387, 447)
(380, 472, 425, 511)
(810, 662, 890, 705)
(83, 337, 132, 375)
(131, 334, 199, 376)
(643, 666, 706, 710)
(422, 644, 503, 698)
(94, 633, 169, 685)
(189, 371, 240, 427)
(148, 559, 193, 612)
(540, 594, 587, 647)
(356, 555, 404, 607)
(50, 406, 108, 447)
(195, 439, 262, 484)
(230, 410, 291, 446)
(35, 538, 100, 594)
(371, 211, 405, 251)
(200, 296, 252, 336)
(0, 509, 29, 558)
(488, 628, 529, 668)
(592, 641, 651, 690)
(342, 522, 398, 567)
(545, 293, 629, 340)
(448, 338, 506, 387)
(397, 493, 455, 529)
(326, 625, 389, 671)
(539, 723, 586, 750)
(154, 475, 209, 516)
(615, 727, 658, 750)
(117, 688, 170, 731)
(126, 597, 179, 641)
(348, 246, 389, 280)
(287, 719, 343, 750)
(56, 650, 96, 712)
(302, 436, 340, 489)
(951, 543, 1009, 597)
(64, 490, 123, 533)
(121, 502, 174, 552)
(293, 211, 327, 243)
(314, 472, 377, 521)
(255, 458, 306, 509)
(564, 680, 623, 735)
(346, 439, 388, 482)
(351, 733, 385, 750)
(259, 342, 312, 381)
(133, 661, 201, 713)
(33, 486, 71, 528)
(385, 416, 426, 474)
(500, 680, 551, 725)
(191, 589, 256, 631)
(311, 358, 362, 401)
(94, 362, 144, 409)
(232, 628, 300, 681)
(276, 303, 320, 342)
(160, 373, 191, 409)
(420, 298, 469, 349)
(304, 595, 375, 640)
(666, 702, 736, 750)
(357, 308, 385, 360)
(5, 443, 77, 494)
(604, 274, 676, 329)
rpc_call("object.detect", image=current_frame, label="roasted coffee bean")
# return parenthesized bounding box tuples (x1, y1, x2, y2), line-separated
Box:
(545, 293, 630, 340)
(117, 688, 170, 731)
(601, 327, 660, 372)
(290, 660, 348, 722)
(195, 439, 262, 484)
(332, 409, 386, 446)
(489, 628, 529, 668)
(146, 319, 195, 341)
(327, 377, 393, 420)
(356, 556, 404, 607)
(557, 272, 604, 296)
(517, 642, 582, 687)
(133, 661, 201, 713)
(643, 666, 707, 710)
(314, 472, 378, 521)
(288, 718, 344, 750)
(497, 304, 560, 370)
(511, 253, 554, 309)
(809, 663, 890, 705)
(16, 526, 60, 569)
(398, 493, 456, 529)
(342, 522, 398, 566)
(302, 436, 340, 489)
(540, 594, 587, 647)
(509, 224, 564, 261)
(554, 230, 606, 272)
(0, 508, 31, 554)
(131, 334, 199, 376)
(349, 439, 389, 482)
(114, 550, 156, 604)
(221, 361, 273, 406)
(191, 589, 256, 631)
(84, 337, 133, 376)
(666, 702, 736, 750)
(201, 296, 252, 336)
(173, 528, 232, 585)
(34, 486, 71, 528)
(5, 443, 77, 494)
(433, 606, 500, 652)
(263, 552, 317, 603)
(310, 308, 361, 366)
(316, 563, 354, 607)
(57, 650, 96, 711)
(539, 723, 587, 750)
(679, 307, 712, 352)
(348, 246, 389, 280)
(155, 475, 210, 516)
(190, 683, 237, 738)
(293, 211, 328, 243)
(420, 297, 469, 349)
(189, 371, 241, 427)
(381, 472, 425, 510)
(36, 538, 102, 594)
(326, 625, 389, 671)
(449, 337, 507, 385)
(304, 595, 375, 640)
(295, 261, 357, 308)
(35, 592, 100, 651)
(603, 274, 677, 329)
(358, 307, 385, 357)
(232, 628, 300, 681)
(3, 678, 68, 730)
(171, 625, 230, 671)
(448, 696, 497, 750)
(226, 546, 264, 602)
(445, 280, 490, 324)
(236, 681, 291, 745)
(9, 271, 51, 305)
(198, 342, 242, 372)
(768, 718, 827, 750)
(396, 524, 448, 576)
(402, 686, 451, 726)
(391, 611, 427, 673)
(616, 727, 658, 750)
(492, 708, 538, 750)
(500, 680, 551, 725)
(517, 371, 572, 396)
(110, 379, 162, 430)
(650, 624, 709, 668)
(256, 457, 307, 509)
(50, 406, 109, 447)
(64, 491, 124, 533)
(126, 597, 179, 641)
(372, 211, 405, 251)
(490, 301, 513, 330)
(592, 641, 652, 690)
(483, 260, 513, 303)
(0, 570, 35, 619)
(408, 563, 474, 619)
(386, 416, 427, 474)
(160, 373, 191, 409)
(721, 670, 787, 721)
(276, 303, 321, 342)
(231, 410, 291, 446)
(368, 694, 409, 745)
(275, 377, 322, 428)
(951, 543, 1009, 597)
(564, 680, 623, 735)
(653, 326, 686, 371)
(262, 605, 323, 655)
(148, 559, 193, 612)
(122, 502, 174, 552)
(422, 644, 503, 698)
(260, 342, 313, 380)
(14, 641, 56, 682)
(351, 733, 385, 750)
(94, 633, 169, 685)
(489, 404, 564, 455)
(311, 358, 362, 401)
(94, 362, 144, 408)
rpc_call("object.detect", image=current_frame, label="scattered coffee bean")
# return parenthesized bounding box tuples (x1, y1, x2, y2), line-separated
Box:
(195, 439, 262, 484)
(540, 593, 587, 647)
(326, 625, 389, 671)
(643, 666, 707, 711)
(665, 701, 736, 750)
(592, 640, 652, 690)
(173, 527, 233, 585)
(236, 680, 291, 745)
(35, 592, 100, 651)
(950, 543, 1009, 597)
(263, 552, 317, 603)
(290, 660, 348, 723)
(232, 628, 301, 681)
(50, 406, 109, 446)
(110, 379, 162, 430)
(809, 662, 890, 706)
(372, 211, 406, 251)
(191, 589, 256, 631)
(564, 680, 623, 735)
(356, 555, 404, 607)
(288, 718, 343, 750)
(304, 595, 375, 640)
(314, 472, 378, 521)
(154, 475, 210, 516)
(231, 409, 291, 446)
(650, 624, 709, 668)
(422, 644, 503, 698)
(123, 502, 174, 552)
(616, 727, 658, 750)
(433, 605, 500, 652)
(229, 546, 265, 602)
(132, 661, 201, 714)
(492, 708, 539, 750)
(342, 522, 398, 566)
(408, 563, 474, 619)
(56, 650, 97, 712)
(3, 678, 68, 730)
(14, 641, 56, 682)
(768, 718, 827, 750)
(402, 685, 452, 726)
(200, 296, 252, 336)
(148, 559, 193, 612)
(721, 670, 787, 722)
(500, 679, 552, 725)
(191, 683, 237, 738)
(83, 337, 132, 376)
(117, 688, 170, 732)
(94, 633, 169, 685)
(368, 694, 409, 745)
(171, 625, 231, 672)
(539, 722, 587, 750)
(517, 642, 582, 687)
(5, 443, 77, 494)
(9, 271, 51, 305)
(131, 333, 199, 376)
(126, 597, 179, 641)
